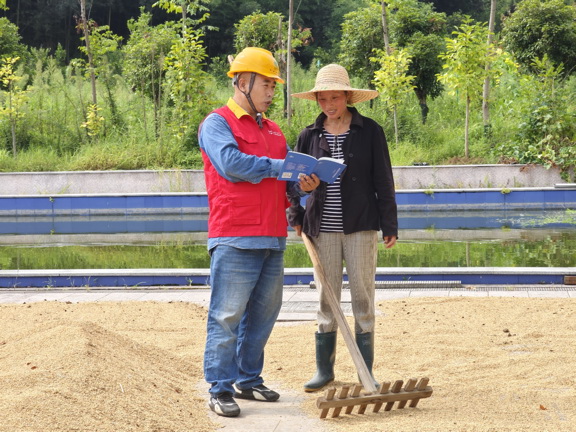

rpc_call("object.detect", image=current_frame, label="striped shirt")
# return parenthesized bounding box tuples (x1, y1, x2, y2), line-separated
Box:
(320, 129, 349, 232)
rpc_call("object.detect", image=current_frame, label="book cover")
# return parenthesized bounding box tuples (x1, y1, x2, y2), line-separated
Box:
(278, 151, 346, 184)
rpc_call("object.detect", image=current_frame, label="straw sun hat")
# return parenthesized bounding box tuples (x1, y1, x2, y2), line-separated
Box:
(292, 64, 379, 104)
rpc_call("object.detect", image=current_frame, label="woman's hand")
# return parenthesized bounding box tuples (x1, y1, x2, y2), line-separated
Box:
(383, 235, 397, 249)
(298, 173, 320, 192)
(293, 225, 303, 236)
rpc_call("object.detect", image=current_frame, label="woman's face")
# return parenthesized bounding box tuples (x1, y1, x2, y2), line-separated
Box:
(316, 91, 348, 120)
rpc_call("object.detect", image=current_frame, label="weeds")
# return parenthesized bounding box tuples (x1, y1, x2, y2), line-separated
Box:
(0, 56, 574, 173)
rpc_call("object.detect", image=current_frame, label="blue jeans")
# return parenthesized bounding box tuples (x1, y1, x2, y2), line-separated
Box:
(204, 245, 284, 396)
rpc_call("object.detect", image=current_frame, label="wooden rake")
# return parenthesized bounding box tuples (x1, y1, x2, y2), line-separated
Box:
(302, 233, 433, 418)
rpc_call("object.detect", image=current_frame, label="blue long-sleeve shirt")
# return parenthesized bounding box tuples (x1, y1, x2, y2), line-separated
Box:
(199, 99, 288, 251)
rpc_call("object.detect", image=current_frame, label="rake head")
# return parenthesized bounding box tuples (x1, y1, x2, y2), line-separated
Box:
(317, 377, 433, 419)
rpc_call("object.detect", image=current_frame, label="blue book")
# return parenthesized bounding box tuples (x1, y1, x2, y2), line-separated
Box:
(278, 151, 346, 184)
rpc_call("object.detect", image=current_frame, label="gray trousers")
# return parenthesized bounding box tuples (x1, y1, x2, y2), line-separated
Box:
(312, 231, 378, 334)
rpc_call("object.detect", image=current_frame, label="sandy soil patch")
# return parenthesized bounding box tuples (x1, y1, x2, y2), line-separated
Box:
(0, 296, 574, 432)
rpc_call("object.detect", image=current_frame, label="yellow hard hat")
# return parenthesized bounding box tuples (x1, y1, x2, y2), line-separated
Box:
(227, 47, 285, 84)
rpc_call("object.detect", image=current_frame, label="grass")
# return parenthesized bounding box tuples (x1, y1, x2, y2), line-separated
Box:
(2, 230, 575, 269)
(0, 61, 571, 172)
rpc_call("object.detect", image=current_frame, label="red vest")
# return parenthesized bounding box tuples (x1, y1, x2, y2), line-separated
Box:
(202, 106, 289, 238)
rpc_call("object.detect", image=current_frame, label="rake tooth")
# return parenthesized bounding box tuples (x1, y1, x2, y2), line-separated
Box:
(345, 384, 363, 414)
(409, 377, 430, 408)
(372, 381, 391, 413)
(358, 385, 368, 415)
(319, 387, 336, 419)
(384, 379, 404, 411)
(397, 378, 417, 409)
(331, 385, 350, 418)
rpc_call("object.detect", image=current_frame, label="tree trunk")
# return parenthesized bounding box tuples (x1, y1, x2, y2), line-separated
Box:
(415, 88, 429, 124)
(181, 3, 187, 34)
(381, 2, 399, 138)
(79, 0, 97, 106)
(381, 2, 391, 54)
(465, 94, 470, 158)
(286, 0, 293, 124)
(64, 7, 72, 62)
(9, 91, 16, 156)
(154, 55, 162, 140)
(393, 106, 399, 146)
(141, 82, 149, 142)
(15, 0, 20, 27)
(482, 0, 497, 133)
(11, 118, 16, 156)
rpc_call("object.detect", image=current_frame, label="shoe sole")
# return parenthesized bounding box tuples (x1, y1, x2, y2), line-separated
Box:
(208, 401, 240, 417)
(303, 378, 334, 393)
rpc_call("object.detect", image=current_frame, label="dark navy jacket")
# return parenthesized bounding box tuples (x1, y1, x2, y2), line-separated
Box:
(287, 107, 398, 238)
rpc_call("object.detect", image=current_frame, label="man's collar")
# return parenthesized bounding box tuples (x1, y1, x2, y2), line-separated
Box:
(226, 98, 267, 120)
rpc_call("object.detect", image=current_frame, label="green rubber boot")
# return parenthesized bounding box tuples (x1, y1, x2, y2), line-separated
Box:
(304, 331, 336, 392)
(356, 332, 378, 388)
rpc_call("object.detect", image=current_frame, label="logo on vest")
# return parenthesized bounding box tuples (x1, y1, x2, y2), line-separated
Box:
(268, 130, 282, 137)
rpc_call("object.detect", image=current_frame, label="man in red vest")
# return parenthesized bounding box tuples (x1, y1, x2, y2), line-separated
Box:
(199, 47, 318, 418)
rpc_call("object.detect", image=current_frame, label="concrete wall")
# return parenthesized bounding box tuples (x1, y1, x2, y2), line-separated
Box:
(392, 164, 566, 190)
(0, 170, 207, 195)
(0, 164, 568, 196)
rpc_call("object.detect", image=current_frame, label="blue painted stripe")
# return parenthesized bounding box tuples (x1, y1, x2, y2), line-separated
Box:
(3, 210, 573, 235)
(1, 189, 575, 216)
(0, 271, 569, 288)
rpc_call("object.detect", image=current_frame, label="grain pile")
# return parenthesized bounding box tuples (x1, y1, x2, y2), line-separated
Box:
(0, 296, 574, 432)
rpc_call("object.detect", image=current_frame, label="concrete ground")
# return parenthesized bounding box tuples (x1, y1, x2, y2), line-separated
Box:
(1, 285, 574, 321)
(1, 285, 574, 432)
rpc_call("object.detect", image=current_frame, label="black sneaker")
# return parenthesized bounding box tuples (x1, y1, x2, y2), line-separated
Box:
(208, 392, 241, 417)
(234, 384, 280, 402)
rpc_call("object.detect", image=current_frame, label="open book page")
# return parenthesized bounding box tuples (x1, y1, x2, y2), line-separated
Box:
(278, 151, 346, 184)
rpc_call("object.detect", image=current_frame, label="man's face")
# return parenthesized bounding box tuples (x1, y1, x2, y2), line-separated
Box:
(238, 73, 277, 113)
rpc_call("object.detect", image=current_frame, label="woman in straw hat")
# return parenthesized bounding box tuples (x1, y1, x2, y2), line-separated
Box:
(288, 64, 398, 392)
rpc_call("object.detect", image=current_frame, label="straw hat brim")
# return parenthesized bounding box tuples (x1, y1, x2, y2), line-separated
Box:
(292, 87, 379, 104)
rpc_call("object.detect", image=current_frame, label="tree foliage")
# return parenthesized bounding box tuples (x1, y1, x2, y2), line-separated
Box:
(438, 17, 504, 157)
(78, 23, 123, 126)
(163, 28, 213, 144)
(202, 0, 365, 66)
(150, 0, 215, 148)
(371, 47, 415, 144)
(0, 56, 28, 155)
(0, 0, 575, 177)
(339, 3, 382, 89)
(0, 17, 26, 59)
(501, 0, 576, 75)
(1, 0, 153, 61)
(233, 11, 312, 116)
(123, 9, 179, 135)
(78, 25, 123, 78)
(372, 48, 415, 110)
(499, 55, 576, 181)
(233, 11, 285, 54)
(291, 0, 366, 66)
(233, 11, 312, 56)
(387, 0, 447, 123)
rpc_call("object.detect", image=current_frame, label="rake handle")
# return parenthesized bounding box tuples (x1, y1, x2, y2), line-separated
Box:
(302, 233, 378, 394)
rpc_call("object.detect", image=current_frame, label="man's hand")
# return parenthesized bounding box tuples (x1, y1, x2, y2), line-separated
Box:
(298, 173, 320, 192)
(293, 225, 303, 236)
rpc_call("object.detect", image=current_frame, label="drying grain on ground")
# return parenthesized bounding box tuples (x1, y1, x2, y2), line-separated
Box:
(0, 297, 574, 432)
